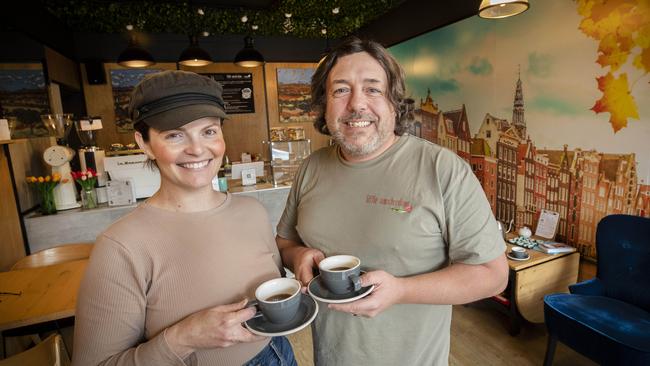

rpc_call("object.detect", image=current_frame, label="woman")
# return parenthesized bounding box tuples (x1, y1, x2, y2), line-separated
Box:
(73, 70, 297, 365)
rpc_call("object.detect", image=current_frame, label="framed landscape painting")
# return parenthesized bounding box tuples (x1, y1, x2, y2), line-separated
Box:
(276, 68, 317, 124)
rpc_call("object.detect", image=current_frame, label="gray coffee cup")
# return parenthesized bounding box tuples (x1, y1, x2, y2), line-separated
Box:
(250, 278, 301, 324)
(319, 255, 362, 295)
(510, 246, 527, 258)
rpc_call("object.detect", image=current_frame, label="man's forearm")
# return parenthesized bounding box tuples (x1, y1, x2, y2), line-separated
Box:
(398, 255, 508, 305)
(275, 235, 305, 271)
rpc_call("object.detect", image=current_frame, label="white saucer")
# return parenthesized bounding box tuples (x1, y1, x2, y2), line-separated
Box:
(507, 253, 530, 261)
(244, 294, 318, 337)
(307, 273, 375, 304)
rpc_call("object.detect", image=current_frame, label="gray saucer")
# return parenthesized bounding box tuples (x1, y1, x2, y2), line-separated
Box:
(307, 273, 375, 304)
(245, 293, 318, 336)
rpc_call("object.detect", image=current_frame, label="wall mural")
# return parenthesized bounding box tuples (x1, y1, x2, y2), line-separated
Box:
(389, 0, 650, 260)
(0, 68, 50, 137)
(110, 69, 161, 133)
(277, 67, 317, 123)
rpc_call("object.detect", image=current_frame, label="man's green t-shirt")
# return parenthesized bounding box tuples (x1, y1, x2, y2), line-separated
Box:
(277, 134, 505, 366)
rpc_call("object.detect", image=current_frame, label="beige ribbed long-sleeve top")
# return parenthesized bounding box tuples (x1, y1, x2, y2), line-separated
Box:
(72, 193, 282, 365)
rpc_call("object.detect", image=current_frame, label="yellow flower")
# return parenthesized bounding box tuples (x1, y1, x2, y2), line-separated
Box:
(38, 176, 44, 183)
(45, 175, 51, 182)
(52, 172, 61, 181)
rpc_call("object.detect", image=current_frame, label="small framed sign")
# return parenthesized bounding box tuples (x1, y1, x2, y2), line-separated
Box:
(241, 168, 257, 186)
(535, 209, 560, 239)
(106, 179, 136, 206)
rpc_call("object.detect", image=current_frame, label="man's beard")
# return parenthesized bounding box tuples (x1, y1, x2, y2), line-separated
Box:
(331, 128, 382, 157)
(329, 113, 393, 158)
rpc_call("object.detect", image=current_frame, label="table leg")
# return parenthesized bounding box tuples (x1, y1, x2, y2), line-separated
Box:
(508, 270, 522, 336)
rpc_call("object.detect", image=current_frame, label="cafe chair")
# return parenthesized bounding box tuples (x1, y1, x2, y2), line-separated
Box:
(543, 214, 650, 366)
(3, 242, 92, 358)
(0, 334, 70, 366)
(11, 243, 93, 270)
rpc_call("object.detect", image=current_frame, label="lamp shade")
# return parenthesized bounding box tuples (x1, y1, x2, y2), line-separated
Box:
(478, 0, 529, 19)
(178, 35, 213, 67)
(117, 35, 155, 68)
(234, 36, 264, 67)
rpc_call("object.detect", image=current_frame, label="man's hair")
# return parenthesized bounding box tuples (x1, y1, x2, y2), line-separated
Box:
(311, 36, 409, 136)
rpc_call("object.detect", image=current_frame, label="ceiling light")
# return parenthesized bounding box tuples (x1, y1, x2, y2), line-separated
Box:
(234, 36, 264, 67)
(117, 33, 155, 68)
(478, 0, 529, 19)
(178, 35, 212, 67)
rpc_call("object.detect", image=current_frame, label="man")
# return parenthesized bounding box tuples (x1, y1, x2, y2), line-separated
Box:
(276, 37, 508, 365)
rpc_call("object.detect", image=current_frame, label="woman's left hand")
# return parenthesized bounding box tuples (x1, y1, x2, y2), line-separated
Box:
(328, 270, 404, 318)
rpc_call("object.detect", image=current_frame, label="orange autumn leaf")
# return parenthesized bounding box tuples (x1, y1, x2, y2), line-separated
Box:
(633, 47, 650, 73)
(597, 33, 631, 70)
(592, 73, 639, 132)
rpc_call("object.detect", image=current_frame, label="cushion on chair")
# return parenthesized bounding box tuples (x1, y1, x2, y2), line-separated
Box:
(545, 293, 650, 354)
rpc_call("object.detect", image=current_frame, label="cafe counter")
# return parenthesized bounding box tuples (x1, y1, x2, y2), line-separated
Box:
(24, 182, 291, 253)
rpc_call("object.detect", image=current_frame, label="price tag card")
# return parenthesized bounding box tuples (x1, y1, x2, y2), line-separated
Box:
(535, 209, 560, 239)
(241, 168, 257, 186)
(80, 118, 103, 131)
(107, 179, 136, 206)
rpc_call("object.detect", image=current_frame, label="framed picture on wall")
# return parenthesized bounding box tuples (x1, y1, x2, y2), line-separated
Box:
(0, 67, 51, 137)
(201, 73, 255, 114)
(276, 68, 317, 123)
(110, 69, 160, 133)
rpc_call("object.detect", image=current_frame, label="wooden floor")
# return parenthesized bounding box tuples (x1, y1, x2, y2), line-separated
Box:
(287, 302, 596, 366)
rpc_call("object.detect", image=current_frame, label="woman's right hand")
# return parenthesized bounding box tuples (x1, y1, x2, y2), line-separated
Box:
(165, 298, 265, 358)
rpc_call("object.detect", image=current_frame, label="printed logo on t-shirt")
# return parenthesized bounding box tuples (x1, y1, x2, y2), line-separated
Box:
(366, 194, 412, 213)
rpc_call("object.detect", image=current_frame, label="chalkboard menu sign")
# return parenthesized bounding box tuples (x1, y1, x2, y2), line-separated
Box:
(202, 73, 255, 114)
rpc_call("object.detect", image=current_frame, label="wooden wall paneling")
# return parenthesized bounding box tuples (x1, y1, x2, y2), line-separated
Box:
(44, 47, 80, 90)
(264, 63, 330, 153)
(47, 83, 63, 114)
(0, 142, 27, 270)
(180, 63, 269, 163)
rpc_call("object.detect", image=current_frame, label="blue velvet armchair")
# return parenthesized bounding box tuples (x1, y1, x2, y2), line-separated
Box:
(543, 214, 650, 365)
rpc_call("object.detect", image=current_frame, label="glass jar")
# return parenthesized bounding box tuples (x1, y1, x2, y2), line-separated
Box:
(40, 187, 57, 215)
(81, 188, 98, 209)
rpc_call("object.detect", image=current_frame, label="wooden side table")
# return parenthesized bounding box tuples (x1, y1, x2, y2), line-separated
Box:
(496, 242, 579, 335)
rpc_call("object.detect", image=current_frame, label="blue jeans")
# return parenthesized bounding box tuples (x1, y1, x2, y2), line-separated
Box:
(243, 336, 297, 366)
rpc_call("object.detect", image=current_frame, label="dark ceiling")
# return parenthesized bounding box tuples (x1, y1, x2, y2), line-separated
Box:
(3, 0, 482, 63)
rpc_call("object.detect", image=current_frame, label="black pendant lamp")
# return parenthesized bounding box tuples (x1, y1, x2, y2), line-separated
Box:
(178, 35, 213, 67)
(117, 33, 155, 68)
(234, 36, 264, 67)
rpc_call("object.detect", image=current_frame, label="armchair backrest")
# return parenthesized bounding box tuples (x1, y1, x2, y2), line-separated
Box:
(596, 214, 650, 312)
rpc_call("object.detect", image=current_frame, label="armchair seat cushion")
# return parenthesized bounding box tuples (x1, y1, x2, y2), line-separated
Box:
(545, 293, 650, 353)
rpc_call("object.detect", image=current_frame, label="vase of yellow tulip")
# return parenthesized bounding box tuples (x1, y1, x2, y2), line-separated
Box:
(26, 173, 68, 215)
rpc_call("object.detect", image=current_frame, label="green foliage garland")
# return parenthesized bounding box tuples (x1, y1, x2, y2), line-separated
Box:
(45, 0, 404, 39)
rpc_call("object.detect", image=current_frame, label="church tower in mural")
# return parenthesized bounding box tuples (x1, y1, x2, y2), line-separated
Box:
(512, 69, 526, 139)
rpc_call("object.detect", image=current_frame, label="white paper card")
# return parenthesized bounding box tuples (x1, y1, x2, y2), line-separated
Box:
(80, 119, 103, 131)
(241, 168, 257, 186)
(106, 179, 136, 206)
(0, 119, 10, 140)
(535, 209, 560, 239)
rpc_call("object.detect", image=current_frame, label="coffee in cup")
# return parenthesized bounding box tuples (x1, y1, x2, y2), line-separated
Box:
(250, 278, 301, 324)
(319, 255, 362, 295)
(510, 246, 527, 259)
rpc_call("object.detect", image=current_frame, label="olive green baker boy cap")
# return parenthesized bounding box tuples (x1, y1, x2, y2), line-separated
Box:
(128, 70, 227, 131)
